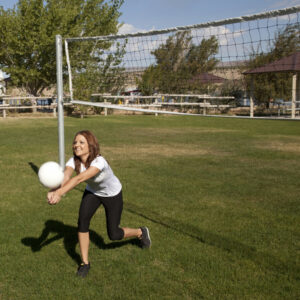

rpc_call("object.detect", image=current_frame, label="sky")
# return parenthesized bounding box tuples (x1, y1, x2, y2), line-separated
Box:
(1, 0, 300, 34)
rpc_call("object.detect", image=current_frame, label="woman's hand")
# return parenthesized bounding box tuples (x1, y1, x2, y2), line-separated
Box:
(47, 190, 62, 205)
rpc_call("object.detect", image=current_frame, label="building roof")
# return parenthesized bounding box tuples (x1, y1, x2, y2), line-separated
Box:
(244, 51, 300, 74)
(191, 72, 225, 84)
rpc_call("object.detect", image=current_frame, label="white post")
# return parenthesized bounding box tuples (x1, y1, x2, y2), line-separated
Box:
(2, 100, 6, 118)
(53, 105, 57, 118)
(250, 77, 254, 118)
(291, 73, 296, 119)
(32, 99, 37, 113)
(56, 35, 65, 168)
(104, 99, 107, 116)
(297, 73, 300, 116)
(203, 99, 206, 115)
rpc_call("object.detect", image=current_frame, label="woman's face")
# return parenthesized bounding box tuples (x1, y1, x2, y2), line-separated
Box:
(73, 134, 89, 158)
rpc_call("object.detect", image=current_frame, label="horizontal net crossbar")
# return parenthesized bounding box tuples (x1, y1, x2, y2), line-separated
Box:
(71, 100, 202, 116)
(70, 100, 299, 119)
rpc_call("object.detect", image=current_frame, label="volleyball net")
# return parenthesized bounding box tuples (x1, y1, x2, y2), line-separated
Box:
(63, 6, 300, 117)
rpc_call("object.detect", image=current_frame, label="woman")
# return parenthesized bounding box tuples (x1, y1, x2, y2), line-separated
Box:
(47, 130, 151, 277)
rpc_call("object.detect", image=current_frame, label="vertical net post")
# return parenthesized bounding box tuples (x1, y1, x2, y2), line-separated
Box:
(56, 35, 65, 168)
(65, 40, 73, 101)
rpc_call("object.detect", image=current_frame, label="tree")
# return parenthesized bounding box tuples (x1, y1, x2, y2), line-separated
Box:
(138, 31, 219, 95)
(0, 0, 124, 96)
(220, 80, 244, 104)
(71, 40, 126, 103)
(245, 24, 300, 105)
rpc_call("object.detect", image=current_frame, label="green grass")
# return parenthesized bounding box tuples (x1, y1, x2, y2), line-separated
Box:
(0, 115, 299, 299)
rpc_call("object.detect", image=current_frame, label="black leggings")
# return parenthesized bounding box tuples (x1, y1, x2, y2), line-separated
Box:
(78, 189, 124, 241)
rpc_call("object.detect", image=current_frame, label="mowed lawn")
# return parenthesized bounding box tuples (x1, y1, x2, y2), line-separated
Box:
(0, 115, 299, 299)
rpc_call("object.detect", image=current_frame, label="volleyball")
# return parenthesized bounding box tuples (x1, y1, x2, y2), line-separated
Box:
(38, 161, 64, 189)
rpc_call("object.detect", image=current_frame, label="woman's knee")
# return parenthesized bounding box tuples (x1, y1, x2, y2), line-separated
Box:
(107, 227, 124, 241)
(78, 216, 90, 232)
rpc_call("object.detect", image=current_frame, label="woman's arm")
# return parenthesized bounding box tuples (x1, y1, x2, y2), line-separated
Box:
(61, 166, 74, 187)
(47, 166, 100, 205)
(47, 166, 74, 194)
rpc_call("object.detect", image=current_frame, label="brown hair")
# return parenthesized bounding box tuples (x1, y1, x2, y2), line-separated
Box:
(73, 130, 100, 174)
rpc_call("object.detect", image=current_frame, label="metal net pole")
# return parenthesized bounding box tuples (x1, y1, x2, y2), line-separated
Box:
(56, 35, 65, 168)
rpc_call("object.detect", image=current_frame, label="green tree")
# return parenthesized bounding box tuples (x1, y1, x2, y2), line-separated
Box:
(70, 39, 126, 102)
(245, 24, 300, 105)
(138, 31, 219, 95)
(220, 80, 244, 105)
(0, 0, 124, 96)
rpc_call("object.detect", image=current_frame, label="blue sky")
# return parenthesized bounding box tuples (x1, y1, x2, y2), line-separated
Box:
(1, 0, 300, 34)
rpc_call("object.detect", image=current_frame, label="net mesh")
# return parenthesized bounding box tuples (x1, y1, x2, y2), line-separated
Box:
(64, 6, 300, 116)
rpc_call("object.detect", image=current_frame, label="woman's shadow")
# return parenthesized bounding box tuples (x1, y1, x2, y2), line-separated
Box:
(21, 220, 140, 264)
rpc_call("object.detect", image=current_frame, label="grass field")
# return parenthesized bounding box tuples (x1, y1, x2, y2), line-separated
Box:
(0, 115, 299, 299)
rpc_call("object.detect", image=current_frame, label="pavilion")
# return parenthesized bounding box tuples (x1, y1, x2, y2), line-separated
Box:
(244, 51, 300, 118)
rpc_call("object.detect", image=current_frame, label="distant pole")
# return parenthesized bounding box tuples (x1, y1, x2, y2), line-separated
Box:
(56, 35, 65, 168)
(250, 77, 254, 118)
(291, 73, 297, 119)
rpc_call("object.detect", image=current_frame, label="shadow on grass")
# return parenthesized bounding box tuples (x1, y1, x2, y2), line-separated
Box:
(28, 162, 39, 174)
(21, 220, 140, 265)
(125, 202, 300, 279)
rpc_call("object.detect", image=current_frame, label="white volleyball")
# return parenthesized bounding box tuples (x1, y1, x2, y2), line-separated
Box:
(38, 161, 64, 189)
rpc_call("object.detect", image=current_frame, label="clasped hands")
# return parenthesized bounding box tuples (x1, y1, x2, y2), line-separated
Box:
(47, 189, 62, 205)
